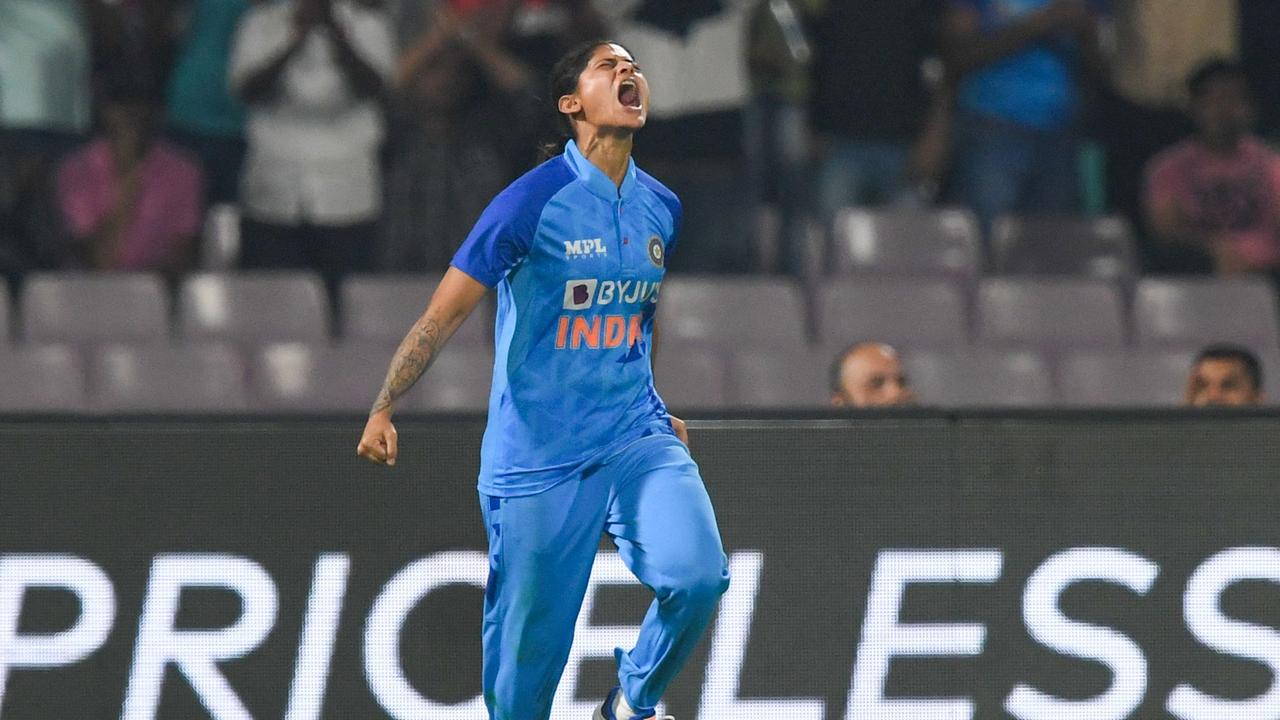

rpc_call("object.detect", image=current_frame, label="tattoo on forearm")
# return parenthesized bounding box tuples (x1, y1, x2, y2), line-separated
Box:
(371, 317, 443, 414)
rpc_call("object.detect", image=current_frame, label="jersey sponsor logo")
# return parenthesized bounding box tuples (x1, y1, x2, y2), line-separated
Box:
(647, 235, 665, 268)
(562, 279, 660, 309)
(562, 279, 599, 310)
(564, 238, 607, 258)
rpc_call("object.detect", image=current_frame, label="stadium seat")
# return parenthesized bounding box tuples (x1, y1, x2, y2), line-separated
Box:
(1056, 349, 1197, 407)
(1133, 277, 1280, 349)
(340, 274, 492, 347)
(20, 272, 169, 343)
(657, 275, 808, 349)
(991, 215, 1137, 279)
(92, 343, 248, 413)
(654, 342, 731, 410)
(817, 277, 969, 349)
(0, 345, 86, 411)
(0, 283, 10, 344)
(903, 349, 1054, 407)
(729, 347, 832, 408)
(179, 272, 329, 343)
(829, 207, 981, 278)
(976, 278, 1126, 349)
(252, 342, 389, 413)
(399, 346, 495, 412)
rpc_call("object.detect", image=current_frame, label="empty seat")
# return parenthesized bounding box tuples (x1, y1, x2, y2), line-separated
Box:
(1057, 349, 1198, 406)
(976, 278, 1126, 349)
(252, 342, 390, 413)
(829, 207, 981, 278)
(817, 277, 969, 349)
(657, 275, 808, 349)
(903, 349, 1054, 407)
(1133, 277, 1280, 349)
(0, 345, 86, 411)
(729, 347, 832, 408)
(93, 343, 248, 412)
(991, 215, 1137, 278)
(400, 347, 495, 412)
(0, 283, 10, 344)
(341, 274, 491, 347)
(179, 272, 329, 343)
(653, 343, 731, 410)
(21, 272, 168, 343)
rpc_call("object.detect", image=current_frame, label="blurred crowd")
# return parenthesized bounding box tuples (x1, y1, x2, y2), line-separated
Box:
(2, 0, 1279, 288)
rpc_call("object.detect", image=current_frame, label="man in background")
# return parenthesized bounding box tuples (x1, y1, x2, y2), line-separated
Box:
(229, 0, 394, 289)
(830, 342, 916, 408)
(942, 0, 1106, 240)
(1185, 344, 1264, 407)
(1145, 59, 1280, 277)
(56, 84, 203, 273)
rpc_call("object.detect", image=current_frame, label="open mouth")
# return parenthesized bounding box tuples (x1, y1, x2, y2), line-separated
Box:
(618, 80, 642, 109)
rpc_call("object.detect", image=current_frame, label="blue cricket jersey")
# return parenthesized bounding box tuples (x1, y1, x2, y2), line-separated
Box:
(450, 140, 682, 497)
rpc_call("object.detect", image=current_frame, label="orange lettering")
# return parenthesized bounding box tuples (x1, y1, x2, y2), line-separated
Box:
(627, 315, 643, 348)
(571, 316, 601, 349)
(555, 316, 570, 349)
(604, 315, 626, 348)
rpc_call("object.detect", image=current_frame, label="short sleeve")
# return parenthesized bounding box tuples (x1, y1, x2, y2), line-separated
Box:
(636, 169, 682, 253)
(450, 190, 535, 287)
(664, 194, 683, 253)
(450, 156, 576, 286)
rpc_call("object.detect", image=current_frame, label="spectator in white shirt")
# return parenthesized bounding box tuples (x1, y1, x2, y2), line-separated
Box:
(229, 0, 394, 287)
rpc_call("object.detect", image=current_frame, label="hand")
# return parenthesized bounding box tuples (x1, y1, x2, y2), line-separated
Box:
(668, 414, 689, 447)
(357, 409, 399, 466)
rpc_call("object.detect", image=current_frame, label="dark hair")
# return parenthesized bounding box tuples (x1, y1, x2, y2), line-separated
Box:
(1195, 343, 1263, 391)
(1187, 58, 1248, 99)
(546, 39, 632, 140)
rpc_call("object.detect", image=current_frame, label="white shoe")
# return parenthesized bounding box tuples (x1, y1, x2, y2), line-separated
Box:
(592, 687, 673, 720)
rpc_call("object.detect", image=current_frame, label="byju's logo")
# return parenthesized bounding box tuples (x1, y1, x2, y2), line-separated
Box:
(564, 238, 607, 258)
(563, 279, 599, 310)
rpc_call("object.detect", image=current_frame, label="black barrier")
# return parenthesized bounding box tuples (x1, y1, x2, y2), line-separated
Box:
(1, 413, 1279, 720)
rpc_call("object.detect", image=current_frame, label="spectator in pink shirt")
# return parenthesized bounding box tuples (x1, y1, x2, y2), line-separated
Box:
(57, 86, 203, 274)
(1145, 59, 1280, 276)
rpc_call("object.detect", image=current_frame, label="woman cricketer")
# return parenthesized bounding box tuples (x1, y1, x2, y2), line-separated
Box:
(357, 40, 730, 720)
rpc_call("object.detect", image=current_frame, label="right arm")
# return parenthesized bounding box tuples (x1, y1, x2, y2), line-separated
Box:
(234, 34, 306, 105)
(229, 8, 307, 105)
(356, 267, 489, 466)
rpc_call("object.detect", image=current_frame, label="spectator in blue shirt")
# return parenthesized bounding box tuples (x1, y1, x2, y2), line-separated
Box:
(942, 0, 1107, 241)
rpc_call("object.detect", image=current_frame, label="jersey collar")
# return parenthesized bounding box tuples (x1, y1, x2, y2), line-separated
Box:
(564, 139, 639, 201)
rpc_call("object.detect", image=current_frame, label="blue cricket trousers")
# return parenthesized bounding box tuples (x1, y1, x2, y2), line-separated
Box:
(479, 433, 730, 720)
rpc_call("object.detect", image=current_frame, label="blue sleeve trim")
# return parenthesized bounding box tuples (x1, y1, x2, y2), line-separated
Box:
(450, 156, 577, 287)
(636, 169, 683, 252)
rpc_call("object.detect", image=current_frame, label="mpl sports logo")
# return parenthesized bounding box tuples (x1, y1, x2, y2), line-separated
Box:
(564, 238, 607, 258)
(556, 279, 661, 352)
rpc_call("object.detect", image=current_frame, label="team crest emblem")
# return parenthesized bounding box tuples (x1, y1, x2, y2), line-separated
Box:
(647, 235, 664, 268)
